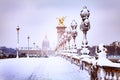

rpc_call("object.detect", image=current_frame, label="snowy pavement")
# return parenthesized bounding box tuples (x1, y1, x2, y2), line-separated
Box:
(0, 57, 90, 80)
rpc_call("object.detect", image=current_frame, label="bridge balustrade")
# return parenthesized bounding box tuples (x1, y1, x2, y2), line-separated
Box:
(59, 52, 120, 80)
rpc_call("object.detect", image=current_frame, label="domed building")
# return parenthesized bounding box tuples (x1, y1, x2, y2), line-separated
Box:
(42, 35, 50, 50)
(41, 35, 50, 57)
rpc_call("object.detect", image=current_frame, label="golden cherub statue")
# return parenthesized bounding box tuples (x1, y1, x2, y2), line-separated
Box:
(56, 16, 66, 26)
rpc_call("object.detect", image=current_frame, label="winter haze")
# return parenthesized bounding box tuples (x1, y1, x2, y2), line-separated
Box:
(0, 0, 120, 49)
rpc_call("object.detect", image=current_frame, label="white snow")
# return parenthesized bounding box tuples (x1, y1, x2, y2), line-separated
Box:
(0, 57, 90, 80)
(0, 58, 41, 80)
(96, 44, 120, 67)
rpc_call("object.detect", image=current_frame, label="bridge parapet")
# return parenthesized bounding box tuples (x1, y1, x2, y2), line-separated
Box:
(59, 52, 120, 80)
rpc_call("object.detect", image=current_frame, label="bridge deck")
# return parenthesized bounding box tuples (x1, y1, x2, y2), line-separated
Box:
(0, 56, 90, 80)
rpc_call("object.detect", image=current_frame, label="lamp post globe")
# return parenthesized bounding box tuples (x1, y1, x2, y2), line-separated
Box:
(80, 6, 90, 21)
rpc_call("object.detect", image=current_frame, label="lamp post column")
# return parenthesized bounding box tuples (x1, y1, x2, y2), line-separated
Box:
(16, 26, 20, 58)
(27, 36, 30, 58)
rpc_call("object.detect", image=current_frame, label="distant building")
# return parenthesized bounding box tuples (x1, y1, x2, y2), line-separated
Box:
(18, 35, 55, 57)
(110, 41, 120, 47)
(42, 35, 50, 50)
(42, 35, 52, 56)
(41, 35, 55, 56)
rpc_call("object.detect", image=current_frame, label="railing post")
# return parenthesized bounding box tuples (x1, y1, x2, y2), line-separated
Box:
(99, 67, 105, 80)
(113, 70, 116, 80)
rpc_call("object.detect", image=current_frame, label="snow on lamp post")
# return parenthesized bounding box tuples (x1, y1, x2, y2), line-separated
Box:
(16, 26, 20, 58)
(80, 6, 90, 55)
(71, 20, 78, 50)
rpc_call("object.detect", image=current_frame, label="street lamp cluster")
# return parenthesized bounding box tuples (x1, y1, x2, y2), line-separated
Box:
(56, 28, 71, 53)
(16, 27, 39, 58)
(56, 20, 78, 53)
(56, 6, 90, 55)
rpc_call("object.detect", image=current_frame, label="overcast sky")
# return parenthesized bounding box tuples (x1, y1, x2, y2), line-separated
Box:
(0, 0, 120, 49)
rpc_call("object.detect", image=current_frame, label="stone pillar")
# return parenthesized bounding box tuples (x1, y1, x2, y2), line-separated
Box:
(56, 26, 66, 44)
(56, 16, 67, 51)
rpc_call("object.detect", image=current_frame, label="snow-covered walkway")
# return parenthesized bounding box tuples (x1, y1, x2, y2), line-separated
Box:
(0, 57, 90, 80)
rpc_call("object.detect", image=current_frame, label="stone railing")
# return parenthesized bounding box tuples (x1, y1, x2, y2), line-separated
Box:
(59, 52, 120, 80)
(96, 63, 120, 80)
(99, 66, 120, 80)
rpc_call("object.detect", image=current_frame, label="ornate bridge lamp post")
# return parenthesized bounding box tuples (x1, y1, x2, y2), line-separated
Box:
(60, 39, 63, 52)
(61, 34, 67, 53)
(80, 6, 90, 55)
(63, 35, 67, 52)
(63, 32, 67, 51)
(57, 39, 61, 53)
(16, 26, 20, 58)
(58, 38, 62, 50)
(60, 35, 64, 52)
(60, 36, 62, 50)
(66, 27, 72, 51)
(71, 20, 78, 53)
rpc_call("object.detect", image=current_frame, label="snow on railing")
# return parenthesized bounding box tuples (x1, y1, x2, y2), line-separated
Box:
(59, 51, 120, 80)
